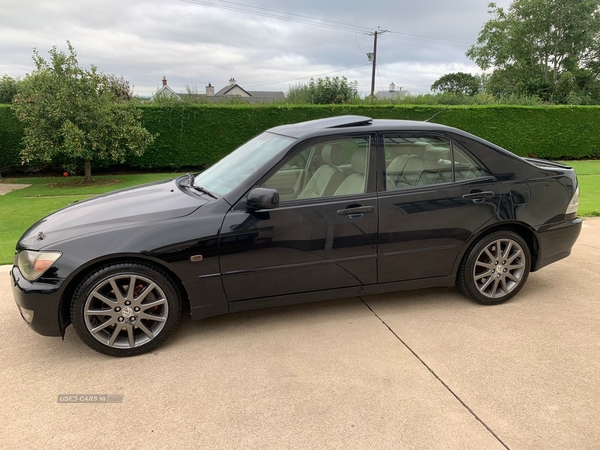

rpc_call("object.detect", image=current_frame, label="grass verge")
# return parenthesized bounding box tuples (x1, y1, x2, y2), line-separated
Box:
(560, 161, 600, 217)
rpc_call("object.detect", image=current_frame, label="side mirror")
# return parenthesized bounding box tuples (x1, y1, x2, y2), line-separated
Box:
(246, 187, 279, 210)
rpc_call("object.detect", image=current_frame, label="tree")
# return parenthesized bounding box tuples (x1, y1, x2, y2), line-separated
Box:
(0, 75, 20, 103)
(466, 0, 600, 102)
(287, 76, 359, 104)
(431, 72, 481, 96)
(12, 42, 155, 181)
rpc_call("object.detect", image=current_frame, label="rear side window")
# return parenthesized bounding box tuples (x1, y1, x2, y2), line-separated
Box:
(384, 136, 451, 189)
(384, 135, 488, 191)
(453, 145, 488, 180)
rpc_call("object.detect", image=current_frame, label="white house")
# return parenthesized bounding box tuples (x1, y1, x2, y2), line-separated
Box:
(152, 77, 285, 103)
(151, 76, 180, 100)
(375, 82, 411, 99)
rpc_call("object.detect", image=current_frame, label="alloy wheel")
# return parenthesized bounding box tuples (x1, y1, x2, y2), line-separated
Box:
(83, 274, 169, 349)
(472, 238, 526, 299)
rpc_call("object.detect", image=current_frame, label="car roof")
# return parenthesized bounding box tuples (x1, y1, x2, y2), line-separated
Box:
(267, 115, 458, 139)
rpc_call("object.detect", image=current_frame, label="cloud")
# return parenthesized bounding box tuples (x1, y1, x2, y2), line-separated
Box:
(0, 0, 512, 96)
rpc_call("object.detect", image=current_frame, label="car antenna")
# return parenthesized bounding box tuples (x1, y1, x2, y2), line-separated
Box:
(424, 110, 444, 122)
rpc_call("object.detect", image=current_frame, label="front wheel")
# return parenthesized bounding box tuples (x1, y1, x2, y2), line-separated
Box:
(458, 231, 531, 305)
(71, 262, 182, 357)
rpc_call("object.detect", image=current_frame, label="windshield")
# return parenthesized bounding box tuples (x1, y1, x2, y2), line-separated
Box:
(193, 132, 295, 196)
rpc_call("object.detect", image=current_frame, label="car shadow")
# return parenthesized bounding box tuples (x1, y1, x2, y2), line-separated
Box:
(165, 286, 469, 349)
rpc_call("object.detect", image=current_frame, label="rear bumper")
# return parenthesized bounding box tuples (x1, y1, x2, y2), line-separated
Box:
(10, 266, 64, 337)
(533, 217, 582, 271)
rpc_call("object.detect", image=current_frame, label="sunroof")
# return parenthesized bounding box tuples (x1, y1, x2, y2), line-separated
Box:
(303, 115, 373, 129)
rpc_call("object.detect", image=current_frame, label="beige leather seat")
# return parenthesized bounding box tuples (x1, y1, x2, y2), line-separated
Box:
(387, 154, 411, 180)
(334, 149, 367, 196)
(297, 144, 345, 199)
(400, 156, 427, 185)
(386, 143, 428, 188)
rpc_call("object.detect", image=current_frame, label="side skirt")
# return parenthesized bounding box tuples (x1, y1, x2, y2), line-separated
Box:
(227, 275, 456, 315)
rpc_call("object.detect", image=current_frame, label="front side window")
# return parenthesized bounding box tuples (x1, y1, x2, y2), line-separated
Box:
(263, 136, 370, 201)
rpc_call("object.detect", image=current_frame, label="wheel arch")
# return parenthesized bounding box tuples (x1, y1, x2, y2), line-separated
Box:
(453, 221, 540, 281)
(58, 255, 190, 334)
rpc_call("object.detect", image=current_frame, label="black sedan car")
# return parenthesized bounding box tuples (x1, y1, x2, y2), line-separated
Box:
(11, 116, 582, 356)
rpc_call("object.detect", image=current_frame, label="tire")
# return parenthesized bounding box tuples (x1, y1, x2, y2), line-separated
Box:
(70, 261, 182, 357)
(458, 230, 531, 305)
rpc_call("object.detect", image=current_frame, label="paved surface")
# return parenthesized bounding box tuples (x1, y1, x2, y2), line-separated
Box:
(1, 219, 599, 449)
(0, 183, 30, 195)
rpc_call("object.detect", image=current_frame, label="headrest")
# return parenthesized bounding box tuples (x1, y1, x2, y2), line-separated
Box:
(410, 142, 429, 157)
(424, 146, 450, 162)
(351, 149, 367, 174)
(386, 144, 412, 157)
(322, 144, 343, 166)
(387, 143, 426, 157)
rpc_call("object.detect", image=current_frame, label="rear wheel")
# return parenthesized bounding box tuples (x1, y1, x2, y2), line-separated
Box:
(459, 231, 530, 305)
(71, 262, 181, 357)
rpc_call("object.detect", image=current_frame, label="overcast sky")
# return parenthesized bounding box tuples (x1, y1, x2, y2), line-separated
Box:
(1, 0, 512, 97)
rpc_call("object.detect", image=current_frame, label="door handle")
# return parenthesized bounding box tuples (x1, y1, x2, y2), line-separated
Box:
(462, 191, 495, 203)
(337, 206, 375, 217)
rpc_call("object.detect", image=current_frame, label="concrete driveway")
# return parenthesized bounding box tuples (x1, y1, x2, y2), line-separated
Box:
(0, 182, 30, 195)
(1, 219, 599, 449)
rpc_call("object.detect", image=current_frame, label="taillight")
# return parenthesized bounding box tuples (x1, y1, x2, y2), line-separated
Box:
(566, 186, 579, 215)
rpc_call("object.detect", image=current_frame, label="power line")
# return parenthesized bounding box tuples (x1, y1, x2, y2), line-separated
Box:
(354, 32, 367, 55)
(180, 0, 368, 34)
(181, 0, 473, 48)
(377, 67, 385, 92)
(0, 62, 31, 71)
(384, 32, 470, 48)
(215, 0, 373, 33)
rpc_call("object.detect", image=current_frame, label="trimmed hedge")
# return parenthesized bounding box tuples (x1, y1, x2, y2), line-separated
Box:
(0, 106, 24, 171)
(2, 104, 600, 173)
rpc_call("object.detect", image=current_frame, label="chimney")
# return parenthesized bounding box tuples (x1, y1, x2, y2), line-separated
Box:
(162, 76, 167, 86)
(389, 82, 396, 92)
(206, 83, 214, 96)
(229, 78, 236, 86)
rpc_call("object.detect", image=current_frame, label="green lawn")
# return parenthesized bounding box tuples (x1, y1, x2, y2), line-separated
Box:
(559, 161, 600, 217)
(0, 162, 598, 265)
(0, 173, 184, 265)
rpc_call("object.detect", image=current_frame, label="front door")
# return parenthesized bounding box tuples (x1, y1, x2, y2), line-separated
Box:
(219, 135, 378, 301)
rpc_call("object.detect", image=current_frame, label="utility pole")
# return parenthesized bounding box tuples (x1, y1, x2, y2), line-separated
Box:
(367, 28, 387, 97)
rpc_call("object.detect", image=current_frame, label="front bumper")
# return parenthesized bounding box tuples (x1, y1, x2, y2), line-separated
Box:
(534, 217, 583, 271)
(10, 266, 64, 336)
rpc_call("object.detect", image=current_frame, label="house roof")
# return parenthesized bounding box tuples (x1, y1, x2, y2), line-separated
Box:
(247, 91, 285, 99)
(151, 84, 181, 101)
(214, 83, 253, 97)
(153, 78, 285, 103)
(375, 89, 410, 99)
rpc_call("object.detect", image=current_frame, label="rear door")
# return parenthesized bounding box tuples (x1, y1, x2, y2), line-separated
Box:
(378, 133, 499, 283)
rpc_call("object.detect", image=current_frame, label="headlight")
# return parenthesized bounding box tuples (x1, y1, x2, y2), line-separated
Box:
(17, 250, 62, 281)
